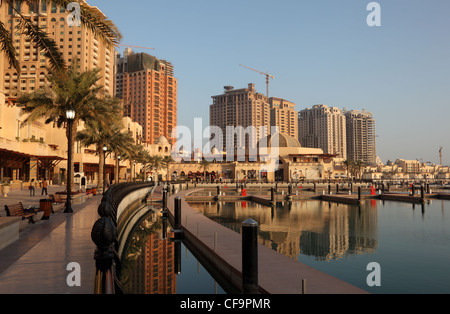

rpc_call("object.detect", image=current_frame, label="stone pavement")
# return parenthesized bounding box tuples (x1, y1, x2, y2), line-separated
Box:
(0, 185, 101, 294)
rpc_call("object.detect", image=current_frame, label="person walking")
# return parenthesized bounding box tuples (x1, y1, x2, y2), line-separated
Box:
(41, 178, 48, 196)
(29, 179, 36, 196)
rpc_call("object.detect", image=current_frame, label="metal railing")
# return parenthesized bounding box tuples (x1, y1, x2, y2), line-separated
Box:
(91, 182, 155, 294)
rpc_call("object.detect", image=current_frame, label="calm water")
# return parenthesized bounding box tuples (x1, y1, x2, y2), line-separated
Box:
(188, 199, 450, 294)
(119, 210, 226, 294)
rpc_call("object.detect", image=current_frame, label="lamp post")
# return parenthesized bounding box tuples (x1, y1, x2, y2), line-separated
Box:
(103, 145, 107, 194)
(117, 155, 121, 184)
(133, 161, 136, 181)
(65, 108, 75, 213)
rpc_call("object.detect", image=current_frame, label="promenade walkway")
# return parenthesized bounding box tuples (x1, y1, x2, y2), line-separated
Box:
(0, 185, 100, 294)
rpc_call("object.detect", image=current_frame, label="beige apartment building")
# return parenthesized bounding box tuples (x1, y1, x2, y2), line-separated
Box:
(116, 49, 177, 146)
(0, 1, 131, 187)
(210, 84, 271, 152)
(269, 97, 298, 140)
(1, 1, 115, 98)
(345, 109, 376, 165)
(298, 105, 347, 159)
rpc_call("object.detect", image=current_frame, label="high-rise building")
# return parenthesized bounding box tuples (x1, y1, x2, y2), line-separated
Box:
(210, 83, 270, 152)
(0, 0, 115, 98)
(345, 109, 376, 165)
(298, 105, 347, 159)
(116, 49, 177, 145)
(269, 97, 298, 140)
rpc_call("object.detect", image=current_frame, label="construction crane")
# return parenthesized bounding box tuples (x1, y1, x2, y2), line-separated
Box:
(440, 146, 443, 165)
(117, 44, 155, 51)
(239, 64, 274, 98)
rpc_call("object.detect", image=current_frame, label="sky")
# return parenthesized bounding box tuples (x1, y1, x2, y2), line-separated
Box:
(88, 0, 450, 165)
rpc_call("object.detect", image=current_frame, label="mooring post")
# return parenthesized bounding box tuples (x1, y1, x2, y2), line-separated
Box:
(242, 218, 259, 294)
(163, 188, 167, 210)
(217, 185, 221, 196)
(358, 186, 362, 201)
(411, 185, 415, 196)
(336, 184, 339, 194)
(271, 187, 275, 203)
(288, 184, 292, 196)
(328, 184, 331, 195)
(421, 185, 424, 200)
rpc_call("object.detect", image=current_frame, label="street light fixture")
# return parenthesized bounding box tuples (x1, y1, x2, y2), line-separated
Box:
(103, 145, 107, 194)
(117, 155, 121, 184)
(64, 108, 75, 213)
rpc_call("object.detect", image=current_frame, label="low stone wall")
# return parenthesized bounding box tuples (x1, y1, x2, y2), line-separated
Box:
(0, 217, 21, 251)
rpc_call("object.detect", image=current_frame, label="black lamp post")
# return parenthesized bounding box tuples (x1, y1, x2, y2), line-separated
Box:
(103, 145, 107, 194)
(64, 108, 75, 213)
(117, 155, 121, 184)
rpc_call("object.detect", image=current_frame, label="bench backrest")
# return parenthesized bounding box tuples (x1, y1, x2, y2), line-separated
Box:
(5, 202, 25, 216)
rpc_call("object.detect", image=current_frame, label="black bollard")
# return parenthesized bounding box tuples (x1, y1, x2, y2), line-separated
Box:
(411, 185, 415, 196)
(163, 188, 168, 211)
(328, 184, 331, 195)
(174, 197, 182, 230)
(421, 185, 424, 199)
(314, 182, 317, 193)
(217, 185, 221, 196)
(358, 186, 361, 201)
(288, 184, 292, 196)
(271, 187, 275, 203)
(336, 184, 339, 194)
(242, 218, 259, 294)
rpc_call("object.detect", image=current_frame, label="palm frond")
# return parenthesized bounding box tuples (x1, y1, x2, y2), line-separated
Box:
(0, 20, 19, 72)
(47, 0, 122, 46)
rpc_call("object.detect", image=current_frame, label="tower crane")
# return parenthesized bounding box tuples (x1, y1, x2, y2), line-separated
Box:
(239, 64, 274, 98)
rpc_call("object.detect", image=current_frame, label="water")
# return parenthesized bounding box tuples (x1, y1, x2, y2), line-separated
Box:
(119, 209, 226, 294)
(188, 199, 450, 294)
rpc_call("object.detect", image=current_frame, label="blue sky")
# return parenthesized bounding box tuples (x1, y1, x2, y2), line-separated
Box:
(88, 0, 450, 165)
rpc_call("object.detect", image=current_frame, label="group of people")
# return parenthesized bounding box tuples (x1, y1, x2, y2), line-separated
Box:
(28, 178, 48, 196)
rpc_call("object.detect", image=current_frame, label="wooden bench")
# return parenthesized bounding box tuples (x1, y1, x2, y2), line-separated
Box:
(5, 202, 35, 224)
(51, 193, 65, 204)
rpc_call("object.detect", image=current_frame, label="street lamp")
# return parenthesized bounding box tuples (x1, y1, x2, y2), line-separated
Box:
(103, 145, 107, 194)
(64, 108, 75, 213)
(133, 161, 136, 181)
(117, 155, 121, 184)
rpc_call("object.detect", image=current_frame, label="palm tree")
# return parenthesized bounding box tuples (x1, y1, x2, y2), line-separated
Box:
(0, 0, 121, 74)
(343, 159, 354, 181)
(148, 155, 164, 182)
(163, 155, 174, 181)
(355, 160, 367, 181)
(76, 117, 135, 189)
(200, 159, 211, 182)
(17, 63, 120, 189)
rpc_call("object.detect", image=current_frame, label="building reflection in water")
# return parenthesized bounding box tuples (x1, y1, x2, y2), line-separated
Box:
(189, 200, 378, 262)
(120, 210, 177, 294)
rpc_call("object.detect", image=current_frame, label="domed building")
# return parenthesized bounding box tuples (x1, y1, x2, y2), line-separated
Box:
(168, 132, 337, 183)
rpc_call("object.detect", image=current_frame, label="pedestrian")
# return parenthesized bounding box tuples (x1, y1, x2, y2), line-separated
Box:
(29, 179, 36, 196)
(41, 178, 48, 196)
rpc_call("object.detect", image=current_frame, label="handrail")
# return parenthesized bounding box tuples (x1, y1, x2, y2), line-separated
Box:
(91, 182, 156, 294)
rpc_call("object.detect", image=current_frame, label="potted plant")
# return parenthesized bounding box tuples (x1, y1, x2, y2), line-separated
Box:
(1, 181, 11, 197)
